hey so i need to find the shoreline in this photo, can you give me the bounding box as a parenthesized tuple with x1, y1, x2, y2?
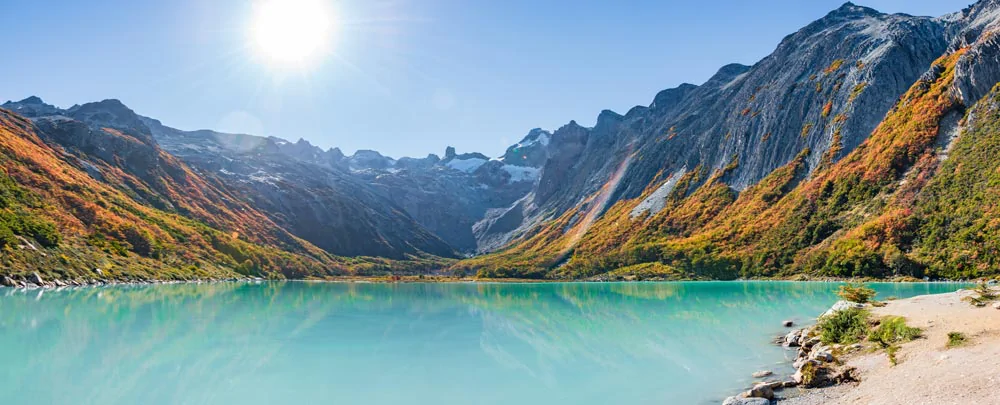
(0, 272, 265, 290)
(0, 272, 982, 289)
(722, 285, 1000, 405)
(778, 286, 1000, 404)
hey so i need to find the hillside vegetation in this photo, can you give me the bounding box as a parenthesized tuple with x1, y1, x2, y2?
(0, 110, 448, 283)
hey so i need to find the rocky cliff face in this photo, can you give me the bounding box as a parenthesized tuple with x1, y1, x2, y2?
(463, 0, 1000, 280)
(472, 2, 957, 252)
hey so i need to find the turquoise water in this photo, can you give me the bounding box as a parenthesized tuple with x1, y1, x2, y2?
(0, 281, 969, 404)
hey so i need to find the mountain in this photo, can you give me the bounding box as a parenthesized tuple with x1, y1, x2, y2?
(469, 3, 955, 252)
(1, 89, 556, 264)
(138, 116, 456, 259)
(138, 114, 548, 254)
(7, 1, 1000, 282)
(0, 98, 455, 284)
(0, 107, 340, 283)
(459, 1, 1000, 280)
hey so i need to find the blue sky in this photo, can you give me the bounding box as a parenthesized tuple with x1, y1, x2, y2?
(0, 0, 971, 158)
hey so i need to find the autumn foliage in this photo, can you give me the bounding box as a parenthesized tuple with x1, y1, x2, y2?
(461, 49, 979, 280)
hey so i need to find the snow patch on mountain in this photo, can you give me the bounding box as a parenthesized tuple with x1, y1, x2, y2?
(446, 157, 487, 173)
(502, 165, 541, 183)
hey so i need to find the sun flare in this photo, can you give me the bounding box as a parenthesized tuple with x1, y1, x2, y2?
(251, 0, 334, 68)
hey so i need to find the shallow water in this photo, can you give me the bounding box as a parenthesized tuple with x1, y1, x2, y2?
(0, 281, 969, 404)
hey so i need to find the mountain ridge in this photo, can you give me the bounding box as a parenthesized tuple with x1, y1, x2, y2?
(7, 1, 1000, 281)
(457, 0, 1000, 280)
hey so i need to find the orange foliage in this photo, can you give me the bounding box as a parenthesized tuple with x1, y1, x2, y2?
(824, 59, 845, 75)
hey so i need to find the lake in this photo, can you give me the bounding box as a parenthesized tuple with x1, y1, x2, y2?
(0, 281, 969, 404)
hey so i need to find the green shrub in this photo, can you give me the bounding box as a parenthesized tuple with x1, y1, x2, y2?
(885, 344, 900, 366)
(799, 361, 819, 386)
(964, 283, 998, 306)
(868, 316, 921, 366)
(819, 308, 870, 344)
(0, 222, 17, 248)
(868, 316, 921, 344)
(838, 283, 877, 303)
(25, 218, 60, 248)
(974, 283, 997, 300)
(947, 332, 967, 348)
(0, 210, 60, 248)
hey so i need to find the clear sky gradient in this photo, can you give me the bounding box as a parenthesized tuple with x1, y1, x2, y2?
(0, 0, 972, 158)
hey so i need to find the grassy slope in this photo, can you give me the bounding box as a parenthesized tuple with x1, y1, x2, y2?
(461, 48, 992, 280)
(0, 109, 450, 282)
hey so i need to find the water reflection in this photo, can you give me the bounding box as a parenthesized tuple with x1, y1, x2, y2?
(0, 281, 969, 405)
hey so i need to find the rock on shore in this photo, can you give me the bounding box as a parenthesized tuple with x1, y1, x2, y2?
(779, 288, 1000, 404)
(722, 299, 868, 404)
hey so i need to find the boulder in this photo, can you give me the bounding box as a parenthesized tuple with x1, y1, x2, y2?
(793, 357, 810, 370)
(831, 366, 858, 384)
(722, 397, 770, 405)
(792, 368, 807, 385)
(783, 329, 802, 347)
(754, 381, 784, 391)
(745, 383, 775, 400)
(802, 336, 821, 348)
(992, 302, 1000, 310)
(751, 370, 773, 378)
(793, 360, 820, 382)
(793, 360, 840, 388)
(30, 272, 45, 285)
(781, 380, 799, 388)
(822, 300, 865, 317)
(810, 350, 834, 363)
(1, 276, 15, 287)
(783, 320, 794, 327)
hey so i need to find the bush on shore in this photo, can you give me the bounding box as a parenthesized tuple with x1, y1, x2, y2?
(837, 283, 877, 303)
(868, 316, 921, 365)
(819, 308, 870, 344)
(946, 332, 967, 348)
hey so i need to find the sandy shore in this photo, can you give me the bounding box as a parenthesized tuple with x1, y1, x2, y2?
(779, 288, 1000, 405)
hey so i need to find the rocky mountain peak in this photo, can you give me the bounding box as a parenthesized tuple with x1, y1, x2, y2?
(516, 128, 552, 147)
(328, 147, 345, 160)
(650, 83, 700, 112)
(66, 99, 153, 143)
(353, 149, 385, 158)
(596, 109, 623, 124)
(1, 96, 63, 117)
(445, 146, 457, 160)
(501, 129, 551, 168)
(348, 149, 394, 171)
(562, 120, 584, 132)
(825, 2, 879, 19)
(18, 96, 45, 105)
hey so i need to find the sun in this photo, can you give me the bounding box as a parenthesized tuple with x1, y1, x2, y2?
(251, 0, 335, 68)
